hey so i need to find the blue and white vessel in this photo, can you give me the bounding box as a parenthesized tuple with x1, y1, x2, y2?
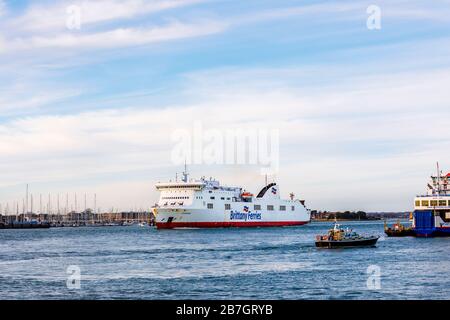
(412, 163, 450, 237)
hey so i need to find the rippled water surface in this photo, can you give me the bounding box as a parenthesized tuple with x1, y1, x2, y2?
(0, 221, 449, 299)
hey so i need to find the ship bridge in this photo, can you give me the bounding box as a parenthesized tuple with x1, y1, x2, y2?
(414, 195, 450, 210)
(414, 169, 450, 210)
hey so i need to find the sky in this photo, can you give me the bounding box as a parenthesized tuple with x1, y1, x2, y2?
(0, 0, 449, 213)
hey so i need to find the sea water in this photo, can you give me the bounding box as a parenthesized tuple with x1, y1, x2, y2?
(0, 220, 448, 300)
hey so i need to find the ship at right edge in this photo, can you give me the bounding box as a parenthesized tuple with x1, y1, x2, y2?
(412, 163, 450, 237)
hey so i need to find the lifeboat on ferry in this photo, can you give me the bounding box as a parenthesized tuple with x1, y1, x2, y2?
(241, 192, 253, 198)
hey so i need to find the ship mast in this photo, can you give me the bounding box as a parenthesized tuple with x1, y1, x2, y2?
(182, 160, 189, 183)
(437, 162, 441, 196)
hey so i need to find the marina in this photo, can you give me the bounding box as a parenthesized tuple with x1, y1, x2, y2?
(0, 211, 155, 228)
(0, 185, 155, 228)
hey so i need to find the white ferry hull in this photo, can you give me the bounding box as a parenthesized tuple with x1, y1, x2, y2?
(155, 208, 310, 229)
(156, 221, 308, 229)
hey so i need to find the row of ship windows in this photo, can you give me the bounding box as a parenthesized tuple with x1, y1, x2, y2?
(195, 196, 233, 200)
(168, 186, 197, 188)
(208, 204, 295, 211)
(209, 196, 231, 200)
(162, 196, 189, 200)
(416, 200, 450, 206)
(163, 196, 236, 201)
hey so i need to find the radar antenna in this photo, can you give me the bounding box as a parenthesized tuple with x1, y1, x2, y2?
(182, 160, 189, 183)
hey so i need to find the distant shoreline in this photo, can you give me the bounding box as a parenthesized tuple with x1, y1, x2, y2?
(311, 218, 381, 222)
(310, 211, 411, 221)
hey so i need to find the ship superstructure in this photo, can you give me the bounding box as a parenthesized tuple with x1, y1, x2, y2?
(412, 163, 450, 237)
(154, 169, 310, 229)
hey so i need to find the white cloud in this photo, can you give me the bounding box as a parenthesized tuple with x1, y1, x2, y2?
(381, 0, 450, 22)
(0, 0, 217, 55)
(0, 87, 82, 114)
(10, 0, 205, 32)
(0, 1, 5, 17)
(3, 0, 449, 58)
(233, 0, 450, 28)
(233, 2, 364, 26)
(10, 20, 227, 51)
(0, 35, 6, 53)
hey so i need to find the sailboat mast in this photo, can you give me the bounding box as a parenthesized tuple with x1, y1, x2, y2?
(25, 184, 29, 215)
(92, 194, 96, 224)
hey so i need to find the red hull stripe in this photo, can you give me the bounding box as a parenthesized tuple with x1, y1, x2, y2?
(156, 221, 309, 229)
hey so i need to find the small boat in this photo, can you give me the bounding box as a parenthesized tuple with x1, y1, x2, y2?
(104, 222, 121, 227)
(315, 222, 379, 248)
(384, 220, 414, 237)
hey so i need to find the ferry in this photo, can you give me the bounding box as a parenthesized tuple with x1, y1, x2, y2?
(153, 168, 311, 229)
(412, 163, 450, 237)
